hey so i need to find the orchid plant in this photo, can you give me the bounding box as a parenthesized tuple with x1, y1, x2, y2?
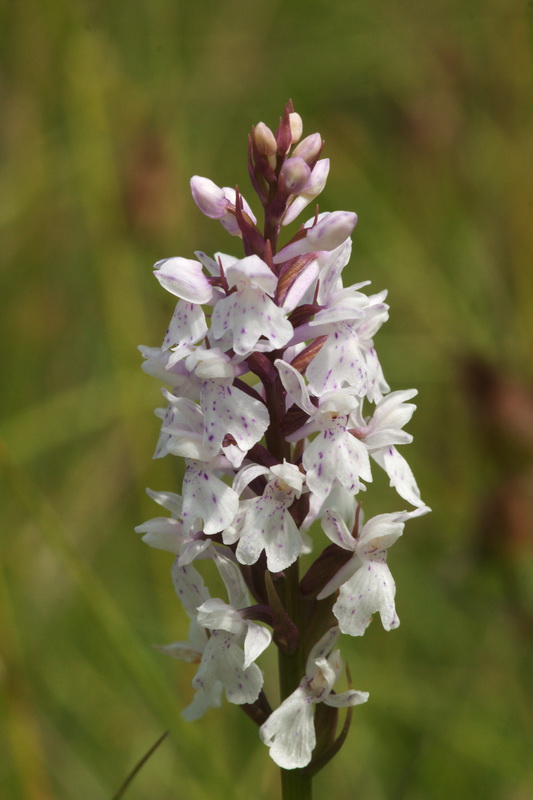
(136, 101, 429, 800)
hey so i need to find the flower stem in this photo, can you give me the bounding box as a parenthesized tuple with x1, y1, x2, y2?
(277, 560, 313, 800)
(280, 767, 313, 800)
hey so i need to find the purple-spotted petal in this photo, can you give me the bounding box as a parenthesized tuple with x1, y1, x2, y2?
(333, 559, 398, 636)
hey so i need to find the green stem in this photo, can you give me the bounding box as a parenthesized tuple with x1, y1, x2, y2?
(277, 560, 313, 800)
(280, 767, 312, 800)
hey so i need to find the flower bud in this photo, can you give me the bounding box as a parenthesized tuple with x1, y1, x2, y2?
(289, 112, 303, 144)
(292, 132, 323, 163)
(273, 211, 358, 264)
(190, 176, 227, 219)
(253, 122, 278, 156)
(307, 211, 358, 251)
(282, 159, 330, 226)
(305, 159, 330, 196)
(279, 157, 311, 194)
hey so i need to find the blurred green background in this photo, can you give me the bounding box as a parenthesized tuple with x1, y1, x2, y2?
(1, 0, 532, 798)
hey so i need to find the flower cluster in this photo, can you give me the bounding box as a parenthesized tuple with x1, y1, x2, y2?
(136, 102, 429, 772)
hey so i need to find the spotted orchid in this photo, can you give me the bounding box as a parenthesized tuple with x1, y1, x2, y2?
(136, 102, 429, 795)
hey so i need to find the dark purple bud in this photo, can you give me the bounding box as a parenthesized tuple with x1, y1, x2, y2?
(276, 103, 293, 156)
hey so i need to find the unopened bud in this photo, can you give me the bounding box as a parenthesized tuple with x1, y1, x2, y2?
(254, 122, 278, 156)
(305, 159, 330, 196)
(292, 132, 323, 163)
(282, 159, 330, 226)
(190, 176, 227, 219)
(273, 210, 358, 264)
(280, 157, 311, 194)
(307, 211, 358, 251)
(289, 112, 303, 144)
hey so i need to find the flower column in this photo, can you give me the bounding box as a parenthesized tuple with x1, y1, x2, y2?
(137, 102, 429, 800)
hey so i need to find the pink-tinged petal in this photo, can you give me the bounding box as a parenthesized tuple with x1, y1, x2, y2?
(333, 560, 398, 636)
(154, 257, 213, 303)
(260, 688, 316, 769)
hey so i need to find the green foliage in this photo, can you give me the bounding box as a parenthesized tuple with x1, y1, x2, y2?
(1, 0, 532, 797)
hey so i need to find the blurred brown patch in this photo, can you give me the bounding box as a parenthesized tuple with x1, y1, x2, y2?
(462, 356, 533, 452)
(121, 126, 182, 239)
(461, 355, 533, 629)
